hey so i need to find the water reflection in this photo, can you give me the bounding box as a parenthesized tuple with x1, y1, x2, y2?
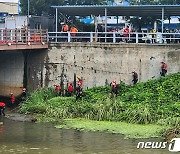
(0, 117, 170, 154)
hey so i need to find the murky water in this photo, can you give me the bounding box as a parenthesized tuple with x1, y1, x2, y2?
(0, 117, 171, 154)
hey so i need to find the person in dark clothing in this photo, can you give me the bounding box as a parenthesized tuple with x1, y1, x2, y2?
(76, 82, 83, 100)
(0, 102, 5, 116)
(161, 61, 167, 77)
(132, 71, 138, 84)
(110, 80, 118, 96)
(21, 88, 27, 101)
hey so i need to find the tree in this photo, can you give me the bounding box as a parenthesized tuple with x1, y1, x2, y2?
(20, 0, 107, 16)
(125, 0, 180, 5)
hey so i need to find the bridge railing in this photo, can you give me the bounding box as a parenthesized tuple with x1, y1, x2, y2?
(0, 29, 48, 45)
(48, 31, 180, 44)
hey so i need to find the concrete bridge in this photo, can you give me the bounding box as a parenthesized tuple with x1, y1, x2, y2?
(0, 31, 179, 97)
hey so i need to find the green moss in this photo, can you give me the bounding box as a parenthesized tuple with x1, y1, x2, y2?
(55, 118, 166, 139)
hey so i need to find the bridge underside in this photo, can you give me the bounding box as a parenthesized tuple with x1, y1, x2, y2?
(0, 51, 24, 97)
(0, 44, 48, 51)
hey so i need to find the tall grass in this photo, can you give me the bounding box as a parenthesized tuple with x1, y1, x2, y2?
(19, 73, 180, 125)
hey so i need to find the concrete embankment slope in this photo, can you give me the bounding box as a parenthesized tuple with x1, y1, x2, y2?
(0, 43, 180, 96)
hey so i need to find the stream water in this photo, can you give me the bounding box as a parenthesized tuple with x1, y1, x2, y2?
(0, 117, 171, 154)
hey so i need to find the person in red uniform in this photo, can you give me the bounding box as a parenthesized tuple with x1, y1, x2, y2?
(10, 92, 15, 108)
(0, 102, 5, 116)
(67, 82, 74, 96)
(110, 80, 118, 96)
(161, 61, 167, 77)
(77, 76, 83, 87)
(54, 84, 61, 96)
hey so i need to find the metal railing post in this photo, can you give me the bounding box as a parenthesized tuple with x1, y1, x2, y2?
(68, 32, 70, 42)
(113, 32, 116, 43)
(0, 29, 3, 40)
(136, 33, 139, 43)
(90, 32, 93, 43)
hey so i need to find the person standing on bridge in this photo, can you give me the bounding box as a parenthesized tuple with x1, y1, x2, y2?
(161, 61, 167, 77)
(10, 92, 15, 108)
(70, 26, 78, 42)
(0, 102, 5, 116)
(62, 24, 69, 32)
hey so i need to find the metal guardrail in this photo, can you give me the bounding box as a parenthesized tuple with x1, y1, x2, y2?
(0, 29, 48, 45)
(48, 31, 180, 44)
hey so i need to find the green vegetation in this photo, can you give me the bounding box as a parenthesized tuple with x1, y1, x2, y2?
(19, 73, 180, 138)
(55, 118, 165, 138)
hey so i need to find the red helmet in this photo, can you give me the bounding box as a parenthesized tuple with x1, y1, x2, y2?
(22, 88, 26, 91)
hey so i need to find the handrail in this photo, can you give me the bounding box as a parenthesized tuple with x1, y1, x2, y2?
(0, 28, 48, 45)
(48, 31, 180, 44)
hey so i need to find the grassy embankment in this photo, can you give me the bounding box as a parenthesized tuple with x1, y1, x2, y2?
(19, 73, 180, 138)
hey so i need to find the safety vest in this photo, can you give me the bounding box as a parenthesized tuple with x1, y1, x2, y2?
(62, 24, 69, 32)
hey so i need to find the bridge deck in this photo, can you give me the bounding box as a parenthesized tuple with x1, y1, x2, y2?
(0, 29, 48, 51)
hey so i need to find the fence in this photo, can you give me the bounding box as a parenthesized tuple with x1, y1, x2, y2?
(48, 31, 180, 44)
(0, 29, 48, 45)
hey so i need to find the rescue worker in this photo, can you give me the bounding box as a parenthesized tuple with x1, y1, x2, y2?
(110, 80, 118, 96)
(76, 76, 83, 100)
(161, 61, 167, 77)
(67, 82, 74, 96)
(61, 24, 69, 32)
(77, 76, 83, 87)
(10, 92, 15, 108)
(0, 102, 5, 116)
(53, 84, 61, 96)
(132, 71, 138, 84)
(22, 88, 27, 101)
(76, 82, 83, 100)
(70, 26, 78, 42)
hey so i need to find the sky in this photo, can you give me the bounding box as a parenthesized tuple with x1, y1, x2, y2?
(0, 0, 18, 3)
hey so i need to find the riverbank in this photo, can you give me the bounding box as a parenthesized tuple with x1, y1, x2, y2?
(19, 73, 180, 139)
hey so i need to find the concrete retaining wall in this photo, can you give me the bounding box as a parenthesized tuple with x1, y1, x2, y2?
(0, 43, 180, 97)
(28, 43, 180, 91)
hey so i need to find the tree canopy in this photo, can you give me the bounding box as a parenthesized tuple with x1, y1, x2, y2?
(126, 0, 180, 5)
(20, 0, 108, 16)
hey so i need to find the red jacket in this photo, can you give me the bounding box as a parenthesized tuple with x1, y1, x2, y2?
(55, 86, 61, 93)
(0, 102, 5, 107)
(162, 63, 167, 70)
(78, 79, 83, 86)
(68, 85, 74, 92)
(11, 96, 15, 103)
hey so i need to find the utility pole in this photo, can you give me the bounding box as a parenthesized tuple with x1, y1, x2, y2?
(28, 0, 29, 26)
